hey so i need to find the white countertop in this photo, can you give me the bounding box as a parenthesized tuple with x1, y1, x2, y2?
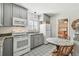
(47, 38, 74, 46)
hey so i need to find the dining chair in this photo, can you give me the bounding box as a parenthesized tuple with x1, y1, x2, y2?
(50, 45, 74, 56)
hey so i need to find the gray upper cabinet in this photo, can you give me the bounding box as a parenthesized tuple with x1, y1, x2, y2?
(0, 3, 3, 26)
(3, 3, 13, 26)
(0, 3, 27, 26)
(19, 7, 27, 19)
(13, 4, 20, 18)
(13, 4, 27, 19)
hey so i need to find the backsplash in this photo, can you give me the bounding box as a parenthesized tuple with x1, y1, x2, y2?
(12, 27, 28, 32)
(0, 27, 12, 34)
(0, 27, 28, 34)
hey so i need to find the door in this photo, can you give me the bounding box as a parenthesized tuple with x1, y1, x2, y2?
(0, 3, 3, 26)
(3, 3, 13, 26)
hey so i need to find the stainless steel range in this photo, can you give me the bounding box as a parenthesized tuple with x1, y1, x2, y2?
(12, 32, 30, 56)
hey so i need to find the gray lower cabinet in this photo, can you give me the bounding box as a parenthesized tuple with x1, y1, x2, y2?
(3, 3, 13, 26)
(3, 37, 13, 56)
(30, 33, 44, 49)
(33, 35, 39, 47)
(30, 35, 34, 49)
(38, 34, 44, 45)
(0, 3, 3, 26)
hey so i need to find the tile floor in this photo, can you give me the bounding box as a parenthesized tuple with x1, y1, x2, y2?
(23, 44, 56, 56)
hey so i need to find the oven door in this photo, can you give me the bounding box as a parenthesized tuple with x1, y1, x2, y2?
(13, 36, 30, 52)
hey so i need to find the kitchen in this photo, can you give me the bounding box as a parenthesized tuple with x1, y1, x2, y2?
(0, 3, 52, 56)
(0, 3, 79, 56)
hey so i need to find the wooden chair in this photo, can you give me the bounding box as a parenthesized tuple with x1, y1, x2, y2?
(50, 45, 74, 56)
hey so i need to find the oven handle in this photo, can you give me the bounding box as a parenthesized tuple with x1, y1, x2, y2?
(13, 35, 26, 37)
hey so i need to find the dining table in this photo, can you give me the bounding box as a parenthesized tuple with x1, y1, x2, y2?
(46, 38, 74, 50)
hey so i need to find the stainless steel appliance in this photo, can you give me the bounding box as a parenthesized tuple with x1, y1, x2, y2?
(13, 32, 30, 56)
(13, 17, 26, 26)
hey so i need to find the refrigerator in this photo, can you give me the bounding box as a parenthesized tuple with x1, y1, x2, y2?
(40, 23, 51, 44)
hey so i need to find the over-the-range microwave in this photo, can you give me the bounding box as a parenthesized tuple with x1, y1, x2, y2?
(13, 17, 26, 27)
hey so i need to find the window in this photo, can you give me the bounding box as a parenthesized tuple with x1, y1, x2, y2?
(33, 21, 39, 31)
(28, 20, 34, 31)
(28, 20, 39, 32)
(28, 12, 39, 32)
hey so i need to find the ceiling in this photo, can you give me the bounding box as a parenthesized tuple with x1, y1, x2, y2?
(17, 3, 79, 16)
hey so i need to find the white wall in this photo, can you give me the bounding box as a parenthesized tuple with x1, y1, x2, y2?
(50, 16, 58, 37)
(51, 8, 79, 40)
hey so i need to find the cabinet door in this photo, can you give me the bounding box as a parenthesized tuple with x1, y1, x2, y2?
(3, 3, 13, 26)
(19, 8, 27, 19)
(13, 4, 20, 18)
(38, 34, 44, 45)
(30, 35, 34, 49)
(33, 35, 39, 47)
(0, 3, 3, 26)
(38, 34, 41, 45)
(40, 34, 44, 44)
